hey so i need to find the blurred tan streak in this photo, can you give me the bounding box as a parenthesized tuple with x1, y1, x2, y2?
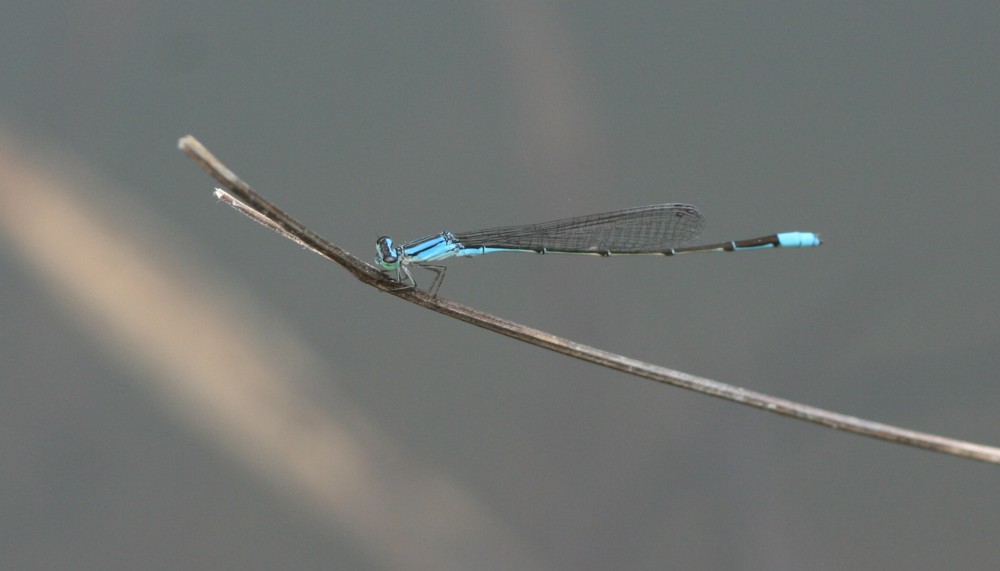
(0, 136, 542, 571)
(484, 2, 605, 197)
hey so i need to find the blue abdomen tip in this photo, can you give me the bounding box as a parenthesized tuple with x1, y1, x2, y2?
(777, 232, 822, 248)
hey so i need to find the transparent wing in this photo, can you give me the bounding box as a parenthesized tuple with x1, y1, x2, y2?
(453, 203, 706, 254)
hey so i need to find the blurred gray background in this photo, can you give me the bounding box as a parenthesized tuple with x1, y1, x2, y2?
(2, 3, 999, 570)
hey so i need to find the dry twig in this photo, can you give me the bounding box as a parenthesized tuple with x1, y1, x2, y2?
(179, 134, 1000, 465)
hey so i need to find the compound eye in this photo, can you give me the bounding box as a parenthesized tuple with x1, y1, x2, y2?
(376, 236, 399, 268)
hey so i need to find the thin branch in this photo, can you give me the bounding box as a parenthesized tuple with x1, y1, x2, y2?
(179, 134, 1000, 465)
